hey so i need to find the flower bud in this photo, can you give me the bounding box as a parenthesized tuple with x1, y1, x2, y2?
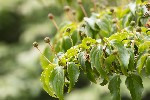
(110, 8, 114, 13)
(64, 6, 70, 12)
(48, 13, 54, 20)
(77, 0, 82, 4)
(72, 10, 76, 15)
(33, 42, 38, 47)
(136, 27, 141, 32)
(130, 21, 136, 26)
(44, 37, 50, 43)
(66, 28, 71, 33)
(112, 19, 117, 24)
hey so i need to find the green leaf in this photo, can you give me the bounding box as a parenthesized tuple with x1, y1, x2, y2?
(146, 56, 150, 76)
(40, 64, 56, 97)
(79, 37, 96, 49)
(125, 74, 143, 100)
(93, 46, 108, 80)
(40, 46, 54, 69)
(100, 79, 108, 86)
(128, 3, 136, 15)
(122, 12, 133, 28)
(60, 22, 77, 36)
(137, 54, 147, 74)
(108, 75, 121, 100)
(136, 0, 142, 4)
(90, 46, 99, 69)
(104, 54, 116, 72)
(85, 60, 97, 83)
(50, 66, 64, 100)
(96, 18, 111, 37)
(67, 62, 80, 92)
(139, 41, 150, 53)
(62, 36, 72, 52)
(110, 40, 130, 75)
(108, 32, 132, 42)
(78, 52, 86, 71)
(71, 30, 78, 45)
(128, 49, 135, 71)
(84, 17, 99, 31)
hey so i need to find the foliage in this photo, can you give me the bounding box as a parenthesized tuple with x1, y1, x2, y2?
(35, 0, 150, 100)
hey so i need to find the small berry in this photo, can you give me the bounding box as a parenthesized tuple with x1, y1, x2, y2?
(77, 0, 82, 4)
(86, 42, 90, 46)
(110, 8, 114, 13)
(72, 10, 76, 15)
(130, 21, 136, 26)
(44, 37, 50, 43)
(136, 27, 141, 32)
(81, 32, 87, 37)
(64, 6, 70, 12)
(66, 28, 71, 33)
(33, 42, 38, 47)
(145, 3, 150, 11)
(112, 50, 118, 55)
(143, 12, 149, 17)
(48, 13, 54, 20)
(82, 24, 86, 27)
(112, 19, 117, 23)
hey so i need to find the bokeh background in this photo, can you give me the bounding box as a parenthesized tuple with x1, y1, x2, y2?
(0, 0, 150, 100)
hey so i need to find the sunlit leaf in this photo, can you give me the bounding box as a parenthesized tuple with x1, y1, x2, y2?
(137, 54, 147, 74)
(125, 74, 143, 100)
(78, 52, 86, 71)
(85, 60, 97, 83)
(40, 46, 54, 69)
(40, 64, 56, 97)
(67, 62, 80, 92)
(50, 66, 64, 100)
(108, 75, 121, 100)
(138, 41, 150, 53)
(110, 40, 130, 75)
(146, 56, 150, 76)
(62, 36, 72, 52)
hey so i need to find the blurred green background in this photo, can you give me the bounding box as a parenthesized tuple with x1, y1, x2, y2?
(0, 0, 150, 100)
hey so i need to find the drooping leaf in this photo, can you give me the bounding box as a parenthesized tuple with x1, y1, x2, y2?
(50, 66, 64, 100)
(85, 60, 97, 83)
(67, 62, 80, 92)
(100, 79, 108, 86)
(40, 64, 56, 97)
(108, 75, 121, 100)
(125, 74, 143, 100)
(93, 46, 108, 80)
(137, 54, 147, 74)
(128, 49, 135, 71)
(78, 52, 86, 71)
(71, 30, 78, 45)
(110, 40, 130, 75)
(146, 56, 150, 76)
(90, 46, 99, 69)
